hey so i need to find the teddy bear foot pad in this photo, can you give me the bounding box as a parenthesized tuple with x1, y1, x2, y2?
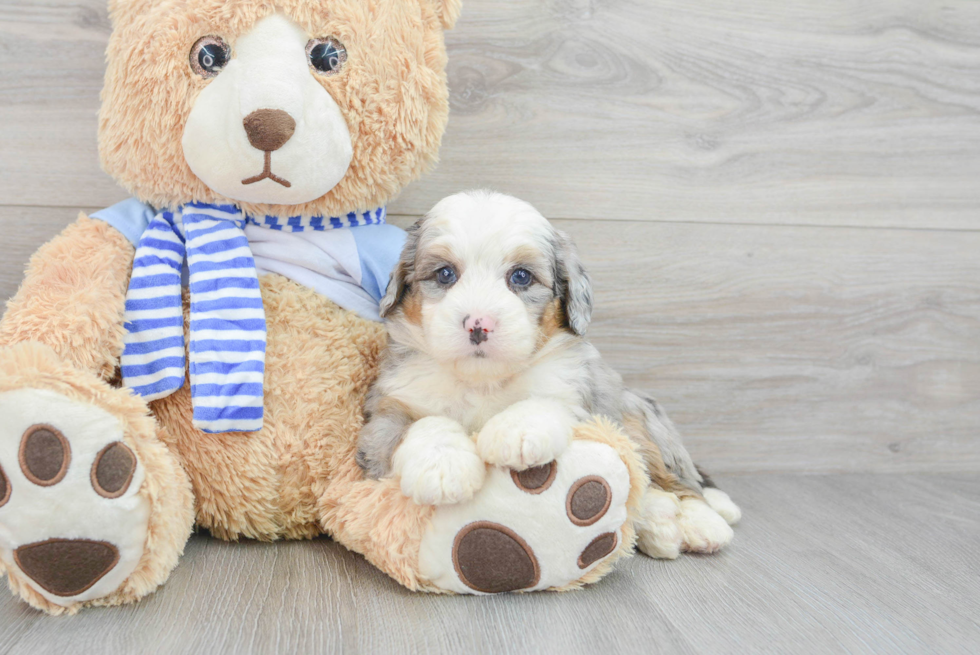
(0, 388, 150, 607)
(418, 440, 630, 593)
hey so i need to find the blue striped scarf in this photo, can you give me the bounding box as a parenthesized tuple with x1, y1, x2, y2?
(121, 201, 386, 433)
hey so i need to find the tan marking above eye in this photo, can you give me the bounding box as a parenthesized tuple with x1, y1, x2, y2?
(19, 424, 71, 487)
(418, 243, 460, 270)
(91, 442, 137, 499)
(507, 245, 553, 286)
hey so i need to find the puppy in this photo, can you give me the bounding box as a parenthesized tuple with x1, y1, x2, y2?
(357, 190, 740, 556)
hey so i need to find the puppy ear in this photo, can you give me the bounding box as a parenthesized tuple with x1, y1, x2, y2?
(553, 229, 594, 335)
(379, 221, 422, 318)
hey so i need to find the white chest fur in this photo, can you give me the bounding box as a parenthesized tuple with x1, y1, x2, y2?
(382, 339, 588, 434)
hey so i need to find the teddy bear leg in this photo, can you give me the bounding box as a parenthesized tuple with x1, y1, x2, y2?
(321, 418, 646, 594)
(416, 419, 647, 593)
(0, 217, 195, 614)
(0, 342, 195, 615)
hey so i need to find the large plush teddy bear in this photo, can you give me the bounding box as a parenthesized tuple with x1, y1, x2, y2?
(0, 0, 655, 614)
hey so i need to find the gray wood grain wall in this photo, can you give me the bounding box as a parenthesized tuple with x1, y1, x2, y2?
(1, 0, 978, 474)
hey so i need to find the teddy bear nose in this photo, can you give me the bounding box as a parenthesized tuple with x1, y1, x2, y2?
(243, 108, 296, 152)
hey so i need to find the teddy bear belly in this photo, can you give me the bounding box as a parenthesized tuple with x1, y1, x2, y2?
(150, 274, 386, 541)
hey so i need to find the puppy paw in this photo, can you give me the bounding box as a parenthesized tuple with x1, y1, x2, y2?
(393, 417, 486, 506)
(635, 488, 683, 559)
(477, 399, 575, 470)
(678, 497, 734, 554)
(702, 487, 742, 525)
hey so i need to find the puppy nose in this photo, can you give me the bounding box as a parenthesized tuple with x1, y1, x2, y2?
(463, 315, 496, 345)
(243, 109, 296, 152)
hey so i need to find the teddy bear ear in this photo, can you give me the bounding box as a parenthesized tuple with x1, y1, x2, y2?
(426, 0, 462, 30)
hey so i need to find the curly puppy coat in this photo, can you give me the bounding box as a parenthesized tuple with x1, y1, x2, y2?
(358, 190, 741, 557)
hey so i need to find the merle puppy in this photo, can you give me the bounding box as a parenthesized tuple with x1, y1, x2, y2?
(357, 190, 740, 557)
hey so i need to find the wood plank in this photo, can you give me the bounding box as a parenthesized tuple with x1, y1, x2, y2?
(1, 1, 980, 228)
(0, 1, 120, 208)
(3, 209, 979, 474)
(404, 0, 980, 229)
(549, 217, 980, 474)
(1, 474, 977, 654)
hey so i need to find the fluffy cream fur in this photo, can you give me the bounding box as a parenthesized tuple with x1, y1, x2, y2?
(0, 216, 134, 380)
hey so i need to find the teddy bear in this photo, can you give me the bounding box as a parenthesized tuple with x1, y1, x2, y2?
(0, 0, 664, 615)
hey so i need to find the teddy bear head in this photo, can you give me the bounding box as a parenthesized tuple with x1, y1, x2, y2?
(99, 0, 460, 218)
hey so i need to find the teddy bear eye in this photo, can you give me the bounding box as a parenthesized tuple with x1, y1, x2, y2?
(190, 36, 230, 78)
(306, 37, 347, 75)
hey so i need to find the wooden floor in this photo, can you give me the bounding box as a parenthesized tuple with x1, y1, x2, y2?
(0, 474, 977, 654)
(1, 0, 979, 653)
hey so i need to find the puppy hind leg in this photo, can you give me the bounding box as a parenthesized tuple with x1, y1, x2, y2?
(643, 454, 734, 553)
(635, 487, 682, 559)
(623, 416, 736, 554)
(693, 465, 741, 525)
(678, 497, 734, 554)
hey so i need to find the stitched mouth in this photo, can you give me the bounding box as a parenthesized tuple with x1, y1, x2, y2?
(242, 151, 292, 188)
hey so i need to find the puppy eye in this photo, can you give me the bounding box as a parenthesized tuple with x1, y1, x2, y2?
(307, 37, 348, 75)
(436, 266, 457, 286)
(189, 36, 230, 78)
(510, 268, 532, 288)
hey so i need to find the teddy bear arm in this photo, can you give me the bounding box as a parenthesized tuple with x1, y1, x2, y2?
(0, 214, 135, 379)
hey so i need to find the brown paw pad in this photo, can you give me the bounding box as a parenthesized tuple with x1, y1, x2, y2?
(578, 532, 618, 569)
(452, 521, 540, 593)
(0, 462, 9, 507)
(14, 539, 120, 597)
(19, 424, 70, 487)
(510, 461, 557, 494)
(566, 475, 612, 526)
(91, 442, 137, 499)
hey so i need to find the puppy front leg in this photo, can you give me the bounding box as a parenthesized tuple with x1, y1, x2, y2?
(393, 417, 487, 505)
(477, 398, 577, 470)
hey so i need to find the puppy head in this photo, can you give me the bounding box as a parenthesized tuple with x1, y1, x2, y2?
(381, 191, 593, 375)
(99, 0, 459, 217)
